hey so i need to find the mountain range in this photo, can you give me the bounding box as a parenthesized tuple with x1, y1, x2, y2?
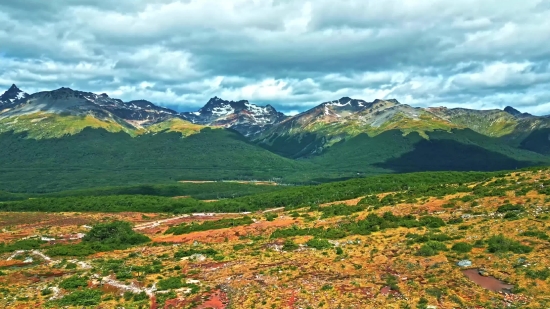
(1, 84, 550, 192)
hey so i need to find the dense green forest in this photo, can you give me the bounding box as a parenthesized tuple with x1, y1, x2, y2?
(0, 128, 313, 192)
(0, 170, 512, 213)
(0, 127, 548, 193)
(311, 129, 548, 172)
(0, 182, 287, 201)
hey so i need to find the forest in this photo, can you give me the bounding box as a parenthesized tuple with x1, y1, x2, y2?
(0, 169, 521, 214)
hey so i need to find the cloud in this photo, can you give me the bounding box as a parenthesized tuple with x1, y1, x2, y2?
(0, 0, 549, 115)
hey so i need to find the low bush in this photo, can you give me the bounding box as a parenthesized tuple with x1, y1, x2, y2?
(451, 242, 473, 253)
(487, 234, 533, 254)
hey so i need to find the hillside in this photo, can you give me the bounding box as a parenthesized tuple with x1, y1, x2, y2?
(310, 129, 550, 174)
(1, 85, 550, 193)
(0, 169, 549, 308)
(255, 97, 550, 162)
(0, 128, 311, 192)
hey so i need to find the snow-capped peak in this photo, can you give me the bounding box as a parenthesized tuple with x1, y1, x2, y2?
(0, 84, 29, 106)
(180, 97, 287, 137)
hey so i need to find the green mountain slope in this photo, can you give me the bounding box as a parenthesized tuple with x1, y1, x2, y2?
(256, 98, 550, 161)
(0, 127, 312, 192)
(308, 129, 549, 174)
(256, 98, 461, 158)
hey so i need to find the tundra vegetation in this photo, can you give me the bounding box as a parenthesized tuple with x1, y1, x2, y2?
(0, 168, 549, 308)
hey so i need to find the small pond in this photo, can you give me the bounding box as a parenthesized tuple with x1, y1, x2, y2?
(462, 269, 514, 293)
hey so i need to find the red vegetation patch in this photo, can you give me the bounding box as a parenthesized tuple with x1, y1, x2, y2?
(195, 289, 229, 309)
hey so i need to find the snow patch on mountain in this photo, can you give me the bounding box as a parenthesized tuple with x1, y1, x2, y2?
(180, 97, 287, 137)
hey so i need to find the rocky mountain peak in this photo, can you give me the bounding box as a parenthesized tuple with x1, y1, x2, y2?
(504, 106, 532, 118)
(8, 84, 20, 92)
(180, 97, 287, 137)
(0, 84, 29, 106)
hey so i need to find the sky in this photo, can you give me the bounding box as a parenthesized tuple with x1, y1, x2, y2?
(1, 0, 549, 115)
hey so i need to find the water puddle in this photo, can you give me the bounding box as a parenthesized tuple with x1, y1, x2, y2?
(462, 269, 514, 293)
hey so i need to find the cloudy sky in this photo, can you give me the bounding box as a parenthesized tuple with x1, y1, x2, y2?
(1, 0, 549, 115)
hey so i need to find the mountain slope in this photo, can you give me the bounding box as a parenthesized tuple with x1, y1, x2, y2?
(256, 96, 550, 160)
(180, 97, 287, 137)
(0, 86, 205, 138)
(256, 97, 460, 158)
(308, 129, 548, 174)
(0, 127, 312, 192)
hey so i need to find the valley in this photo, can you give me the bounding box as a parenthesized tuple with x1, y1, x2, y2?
(2, 85, 550, 194)
(2, 85, 550, 308)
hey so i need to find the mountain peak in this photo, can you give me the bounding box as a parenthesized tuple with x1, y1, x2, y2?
(8, 84, 20, 91)
(504, 106, 521, 115)
(504, 106, 532, 117)
(373, 98, 400, 104)
(0, 83, 29, 106)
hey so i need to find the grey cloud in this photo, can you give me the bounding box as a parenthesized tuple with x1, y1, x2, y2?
(0, 0, 549, 115)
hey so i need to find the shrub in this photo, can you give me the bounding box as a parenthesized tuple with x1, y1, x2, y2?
(520, 230, 549, 241)
(497, 204, 524, 213)
(321, 284, 333, 291)
(165, 217, 253, 235)
(56, 290, 102, 306)
(525, 268, 550, 280)
(83, 221, 150, 246)
(451, 242, 473, 253)
(306, 239, 332, 250)
(233, 244, 246, 251)
(157, 277, 183, 290)
(487, 234, 533, 254)
(174, 248, 218, 259)
(59, 275, 88, 290)
(416, 241, 447, 256)
(282, 240, 299, 251)
(418, 216, 446, 228)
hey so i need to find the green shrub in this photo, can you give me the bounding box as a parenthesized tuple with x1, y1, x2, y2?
(47, 221, 149, 257)
(487, 234, 533, 254)
(56, 290, 102, 306)
(165, 217, 253, 235)
(282, 240, 299, 251)
(497, 204, 524, 213)
(233, 244, 246, 251)
(321, 284, 333, 291)
(520, 230, 549, 241)
(451, 242, 473, 253)
(416, 241, 447, 256)
(306, 239, 332, 250)
(157, 277, 183, 290)
(525, 268, 550, 280)
(174, 248, 218, 259)
(59, 275, 88, 290)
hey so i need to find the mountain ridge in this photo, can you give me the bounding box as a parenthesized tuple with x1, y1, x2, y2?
(2, 84, 550, 161)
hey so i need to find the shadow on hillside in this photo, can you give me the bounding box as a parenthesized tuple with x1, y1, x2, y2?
(375, 139, 537, 173)
(520, 128, 550, 155)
